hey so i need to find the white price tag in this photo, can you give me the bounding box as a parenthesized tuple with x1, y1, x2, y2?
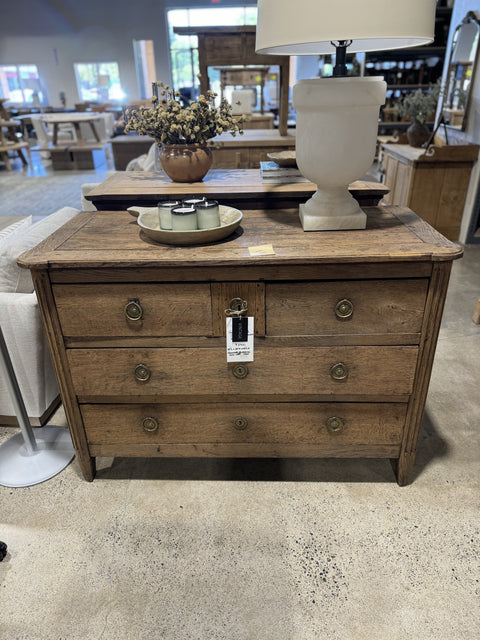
(226, 317, 254, 362)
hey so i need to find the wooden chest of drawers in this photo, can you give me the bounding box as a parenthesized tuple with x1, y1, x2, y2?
(19, 207, 462, 484)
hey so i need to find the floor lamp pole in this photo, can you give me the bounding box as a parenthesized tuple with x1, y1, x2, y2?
(0, 326, 38, 455)
(0, 326, 74, 488)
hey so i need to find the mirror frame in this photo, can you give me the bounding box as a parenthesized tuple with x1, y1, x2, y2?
(441, 11, 480, 132)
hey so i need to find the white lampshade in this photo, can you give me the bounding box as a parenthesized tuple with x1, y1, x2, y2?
(256, 0, 436, 55)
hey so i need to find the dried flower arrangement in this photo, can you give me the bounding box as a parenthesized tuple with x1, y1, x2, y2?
(124, 82, 245, 145)
(397, 80, 442, 124)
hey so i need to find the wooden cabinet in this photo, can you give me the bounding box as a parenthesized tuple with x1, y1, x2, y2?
(173, 26, 290, 136)
(381, 143, 479, 241)
(19, 206, 462, 485)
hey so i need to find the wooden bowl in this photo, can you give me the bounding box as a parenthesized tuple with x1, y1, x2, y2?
(136, 205, 243, 245)
(266, 150, 297, 167)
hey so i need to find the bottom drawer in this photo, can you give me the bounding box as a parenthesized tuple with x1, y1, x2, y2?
(82, 402, 406, 458)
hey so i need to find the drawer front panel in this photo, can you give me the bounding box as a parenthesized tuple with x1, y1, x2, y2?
(82, 402, 406, 447)
(266, 279, 428, 337)
(53, 283, 213, 337)
(68, 346, 418, 398)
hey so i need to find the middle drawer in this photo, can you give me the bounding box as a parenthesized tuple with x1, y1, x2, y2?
(68, 345, 418, 400)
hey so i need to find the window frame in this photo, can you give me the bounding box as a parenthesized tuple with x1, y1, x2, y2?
(73, 61, 124, 103)
(0, 64, 46, 106)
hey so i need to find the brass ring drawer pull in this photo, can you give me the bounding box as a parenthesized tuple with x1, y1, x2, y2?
(330, 362, 348, 380)
(232, 364, 249, 379)
(326, 416, 345, 433)
(233, 417, 248, 430)
(125, 299, 143, 321)
(225, 297, 248, 317)
(335, 298, 354, 320)
(142, 417, 159, 432)
(134, 363, 151, 383)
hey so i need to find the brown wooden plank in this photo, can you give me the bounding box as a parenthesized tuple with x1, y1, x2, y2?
(53, 282, 214, 338)
(64, 333, 422, 349)
(394, 261, 453, 485)
(89, 442, 401, 459)
(67, 345, 418, 399)
(19, 208, 462, 272)
(392, 208, 463, 258)
(49, 262, 433, 284)
(85, 169, 388, 205)
(82, 402, 406, 446)
(266, 279, 428, 337)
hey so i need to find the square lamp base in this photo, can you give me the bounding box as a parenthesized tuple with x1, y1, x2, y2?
(299, 203, 367, 231)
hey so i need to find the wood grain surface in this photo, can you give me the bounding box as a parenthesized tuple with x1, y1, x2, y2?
(81, 402, 406, 447)
(85, 169, 389, 210)
(67, 345, 418, 400)
(19, 207, 462, 272)
(20, 204, 462, 484)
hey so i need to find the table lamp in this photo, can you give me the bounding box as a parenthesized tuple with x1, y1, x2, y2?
(256, 0, 437, 231)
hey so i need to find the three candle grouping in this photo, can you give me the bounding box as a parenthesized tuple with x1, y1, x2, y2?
(158, 197, 221, 231)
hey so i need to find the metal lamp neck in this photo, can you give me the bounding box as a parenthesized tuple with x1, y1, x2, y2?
(331, 40, 352, 77)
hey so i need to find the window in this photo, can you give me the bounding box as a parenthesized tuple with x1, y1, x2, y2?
(133, 40, 157, 100)
(167, 6, 257, 97)
(0, 65, 45, 106)
(74, 62, 124, 102)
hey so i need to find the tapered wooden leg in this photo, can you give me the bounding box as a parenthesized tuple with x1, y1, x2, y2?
(79, 455, 96, 482)
(391, 455, 415, 487)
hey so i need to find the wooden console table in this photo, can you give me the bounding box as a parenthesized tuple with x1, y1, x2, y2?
(173, 26, 290, 135)
(19, 206, 461, 485)
(85, 169, 389, 211)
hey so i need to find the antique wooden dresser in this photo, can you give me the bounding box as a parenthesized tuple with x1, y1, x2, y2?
(19, 206, 462, 484)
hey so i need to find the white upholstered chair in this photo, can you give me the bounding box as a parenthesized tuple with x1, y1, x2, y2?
(0, 207, 80, 425)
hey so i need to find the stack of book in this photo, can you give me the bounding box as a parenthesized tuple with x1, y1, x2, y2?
(260, 161, 310, 184)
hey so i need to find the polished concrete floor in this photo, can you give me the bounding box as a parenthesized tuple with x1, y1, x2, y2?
(0, 152, 479, 639)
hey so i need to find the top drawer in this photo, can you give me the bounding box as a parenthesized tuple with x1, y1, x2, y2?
(266, 279, 428, 337)
(53, 278, 428, 340)
(53, 283, 213, 338)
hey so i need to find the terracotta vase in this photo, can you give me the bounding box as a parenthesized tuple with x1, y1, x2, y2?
(158, 143, 212, 182)
(406, 119, 430, 148)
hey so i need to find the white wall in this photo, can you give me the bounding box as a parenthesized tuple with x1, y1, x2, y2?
(0, 0, 256, 108)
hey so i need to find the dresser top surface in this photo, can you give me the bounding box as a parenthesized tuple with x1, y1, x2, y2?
(19, 206, 462, 271)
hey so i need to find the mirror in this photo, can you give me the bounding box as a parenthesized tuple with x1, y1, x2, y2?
(442, 11, 480, 130)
